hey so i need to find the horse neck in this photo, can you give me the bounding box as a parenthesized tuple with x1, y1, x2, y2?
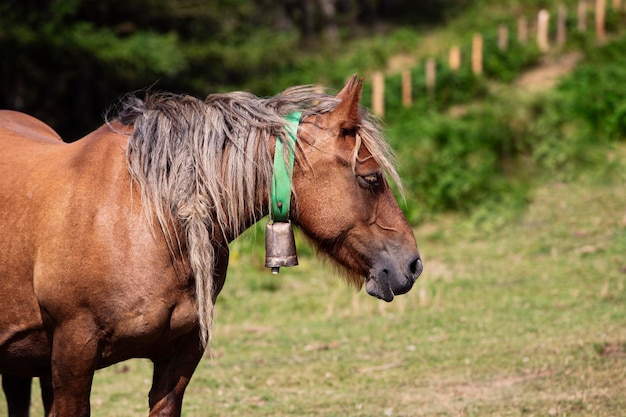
(220, 204, 268, 244)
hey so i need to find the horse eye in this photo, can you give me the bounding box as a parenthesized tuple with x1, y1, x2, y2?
(341, 127, 357, 137)
(357, 173, 380, 189)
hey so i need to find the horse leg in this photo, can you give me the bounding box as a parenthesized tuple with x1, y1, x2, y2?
(148, 331, 204, 417)
(148, 246, 229, 417)
(2, 374, 32, 417)
(1, 374, 53, 417)
(39, 375, 53, 417)
(48, 320, 99, 417)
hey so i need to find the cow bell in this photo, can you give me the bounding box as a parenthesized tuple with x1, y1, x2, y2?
(265, 221, 298, 274)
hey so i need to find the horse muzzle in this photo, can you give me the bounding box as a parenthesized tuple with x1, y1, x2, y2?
(365, 255, 423, 302)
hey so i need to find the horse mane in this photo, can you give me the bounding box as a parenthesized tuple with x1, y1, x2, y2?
(113, 85, 401, 346)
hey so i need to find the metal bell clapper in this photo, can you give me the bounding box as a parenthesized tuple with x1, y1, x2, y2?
(265, 220, 298, 274)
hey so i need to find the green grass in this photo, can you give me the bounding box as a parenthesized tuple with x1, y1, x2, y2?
(9, 154, 626, 416)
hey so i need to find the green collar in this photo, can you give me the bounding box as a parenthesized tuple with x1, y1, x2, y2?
(270, 112, 301, 222)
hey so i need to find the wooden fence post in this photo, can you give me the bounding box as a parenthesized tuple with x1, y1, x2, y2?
(596, 0, 607, 44)
(448, 46, 461, 72)
(498, 24, 509, 50)
(401, 69, 412, 108)
(518, 16, 528, 44)
(538, 10, 551, 52)
(578, 0, 588, 31)
(372, 72, 385, 117)
(426, 58, 436, 95)
(471, 33, 483, 75)
(557, 5, 567, 47)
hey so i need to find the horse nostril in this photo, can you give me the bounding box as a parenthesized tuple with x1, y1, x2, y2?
(409, 256, 423, 278)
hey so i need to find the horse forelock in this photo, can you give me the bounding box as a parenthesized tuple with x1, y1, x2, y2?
(115, 85, 400, 346)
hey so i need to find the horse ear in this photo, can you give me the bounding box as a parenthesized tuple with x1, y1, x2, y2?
(336, 74, 360, 99)
(332, 74, 363, 125)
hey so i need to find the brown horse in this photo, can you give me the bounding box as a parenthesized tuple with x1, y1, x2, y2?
(0, 75, 422, 416)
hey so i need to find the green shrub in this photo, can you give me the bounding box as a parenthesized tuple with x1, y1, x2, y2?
(435, 61, 490, 108)
(387, 81, 614, 223)
(483, 32, 541, 82)
(559, 33, 626, 141)
(388, 105, 517, 223)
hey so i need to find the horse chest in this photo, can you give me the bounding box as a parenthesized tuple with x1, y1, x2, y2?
(92, 290, 198, 364)
(0, 323, 51, 376)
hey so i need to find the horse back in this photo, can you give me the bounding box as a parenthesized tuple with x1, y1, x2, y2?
(0, 117, 138, 289)
(0, 110, 69, 282)
(0, 110, 63, 144)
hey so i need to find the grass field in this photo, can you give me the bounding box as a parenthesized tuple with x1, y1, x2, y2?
(9, 147, 625, 416)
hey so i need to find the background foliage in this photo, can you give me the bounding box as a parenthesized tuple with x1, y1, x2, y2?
(1, 0, 625, 221)
(0, 0, 464, 138)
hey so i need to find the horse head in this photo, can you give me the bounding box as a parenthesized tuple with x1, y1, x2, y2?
(291, 76, 423, 301)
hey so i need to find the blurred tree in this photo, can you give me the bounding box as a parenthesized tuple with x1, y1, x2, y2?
(0, 0, 189, 138)
(0, 0, 462, 138)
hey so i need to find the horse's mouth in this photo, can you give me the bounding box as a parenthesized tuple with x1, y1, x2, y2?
(365, 273, 395, 302)
(365, 273, 412, 302)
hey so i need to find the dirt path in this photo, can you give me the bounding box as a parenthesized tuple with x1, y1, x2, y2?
(515, 51, 582, 92)
(444, 50, 583, 118)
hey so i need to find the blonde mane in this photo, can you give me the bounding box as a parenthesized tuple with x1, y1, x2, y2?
(114, 85, 401, 346)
